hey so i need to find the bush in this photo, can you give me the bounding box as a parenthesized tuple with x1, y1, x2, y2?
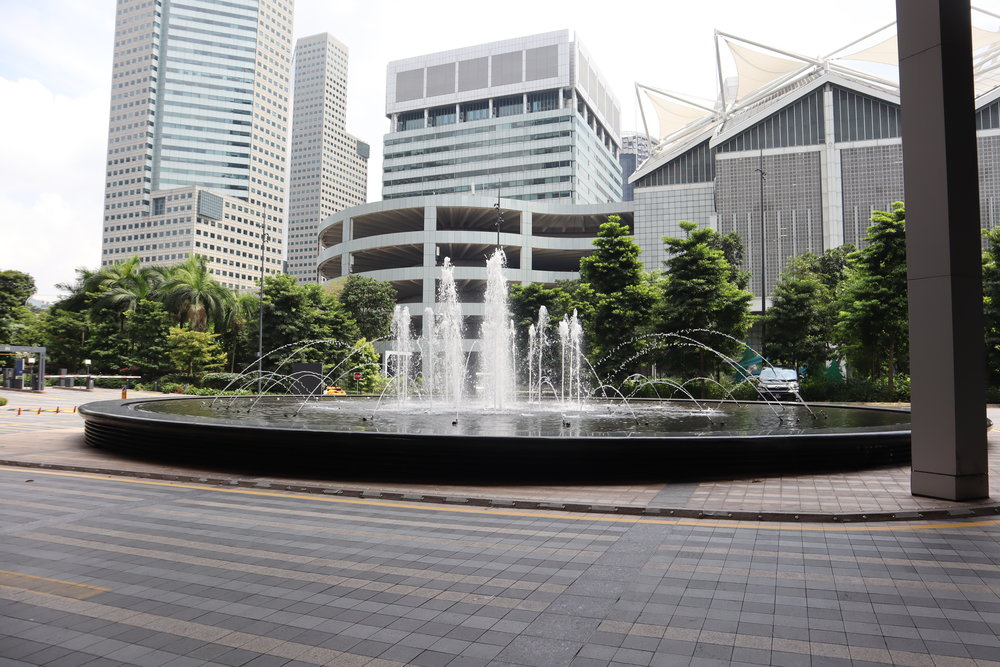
(200, 372, 243, 390)
(618, 377, 759, 402)
(158, 373, 198, 386)
(0, 397, 6, 407)
(94, 377, 136, 389)
(799, 375, 910, 402)
(158, 382, 251, 396)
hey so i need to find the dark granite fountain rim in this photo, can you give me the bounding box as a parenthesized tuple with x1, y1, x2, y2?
(78, 396, 911, 441)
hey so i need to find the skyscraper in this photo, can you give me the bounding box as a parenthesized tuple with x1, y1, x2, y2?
(286, 33, 369, 284)
(100, 0, 294, 290)
(619, 132, 656, 201)
(382, 30, 623, 204)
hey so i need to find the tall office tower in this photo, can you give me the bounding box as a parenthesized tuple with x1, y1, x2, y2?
(287, 33, 369, 284)
(383, 30, 623, 204)
(619, 132, 656, 201)
(100, 0, 294, 291)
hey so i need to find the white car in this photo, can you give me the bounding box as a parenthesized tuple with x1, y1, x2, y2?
(757, 367, 799, 397)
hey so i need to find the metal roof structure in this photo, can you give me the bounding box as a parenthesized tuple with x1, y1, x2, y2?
(633, 6, 1000, 181)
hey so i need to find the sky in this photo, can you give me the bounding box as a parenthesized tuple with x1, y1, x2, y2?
(0, 0, 970, 302)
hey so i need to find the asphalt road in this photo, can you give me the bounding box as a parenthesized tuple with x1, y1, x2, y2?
(1, 467, 999, 666)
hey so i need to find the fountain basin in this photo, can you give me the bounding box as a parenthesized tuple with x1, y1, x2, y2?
(79, 397, 911, 482)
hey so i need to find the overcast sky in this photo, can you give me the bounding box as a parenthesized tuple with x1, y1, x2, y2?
(5, 0, 988, 301)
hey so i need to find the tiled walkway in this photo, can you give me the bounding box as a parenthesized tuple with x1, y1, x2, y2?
(0, 388, 997, 520)
(0, 467, 999, 666)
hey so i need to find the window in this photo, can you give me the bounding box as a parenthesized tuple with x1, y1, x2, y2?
(460, 100, 489, 122)
(428, 106, 456, 127)
(493, 95, 522, 118)
(527, 90, 559, 113)
(397, 111, 424, 131)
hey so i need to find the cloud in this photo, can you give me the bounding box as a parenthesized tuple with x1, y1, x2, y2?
(0, 192, 99, 301)
(0, 77, 108, 301)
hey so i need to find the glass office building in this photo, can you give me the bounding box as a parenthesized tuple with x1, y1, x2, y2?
(100, 0, 293, 289)
(382, 31, 623, 205)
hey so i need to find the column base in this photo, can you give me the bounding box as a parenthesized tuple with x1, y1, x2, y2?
(912, 470, 989, 500)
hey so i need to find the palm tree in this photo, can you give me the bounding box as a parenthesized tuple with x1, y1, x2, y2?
(79, 256, 167, 328)
(160, 255, 235, 332)
(220, 292, 259, 371)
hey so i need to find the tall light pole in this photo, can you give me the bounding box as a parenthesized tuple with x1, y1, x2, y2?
(755, 150, 767, 361)
(257, 221, 270, 394)
(494, 186, 503, 250)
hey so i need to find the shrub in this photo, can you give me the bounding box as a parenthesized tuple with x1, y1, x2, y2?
(94, 377, 136, 389)
(0, 397, 6, 407)
(200, 372, 243, 390)
(158, 373, 198, 386)
(799, 375, 910, 403)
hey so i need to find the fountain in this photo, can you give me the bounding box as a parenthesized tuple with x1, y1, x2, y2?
(79, 248, 911, 482)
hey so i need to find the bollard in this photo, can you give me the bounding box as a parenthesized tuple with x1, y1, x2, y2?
(121, 385, 128, 400)
(17, 408, 21, 416)
(36, 407, 41, 414)
(72, 406, 77, 413)
(55, 406, 60, 414)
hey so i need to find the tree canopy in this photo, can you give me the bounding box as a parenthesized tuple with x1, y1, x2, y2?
(656, 221, 754, 377)
(836, 202, 909, 393)
(578, 216, 657, 380)
(338, 274, 397, 342)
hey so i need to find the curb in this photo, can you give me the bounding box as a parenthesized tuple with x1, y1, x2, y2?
(3, 459, 999, 523)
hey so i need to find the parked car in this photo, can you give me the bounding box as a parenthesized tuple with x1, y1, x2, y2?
(757, 367, 799, 397)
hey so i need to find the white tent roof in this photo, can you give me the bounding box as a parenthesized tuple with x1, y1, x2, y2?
(725, 38, 812, 103)
(638, 9, 1000, 165)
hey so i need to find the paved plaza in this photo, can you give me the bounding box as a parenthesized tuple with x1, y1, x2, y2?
(0, 388, 999, 666)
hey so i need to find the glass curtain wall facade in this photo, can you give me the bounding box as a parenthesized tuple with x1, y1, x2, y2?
(382, 31, 623, 204)
(101, 0, 293, 290)
(287, 33, 369, 284)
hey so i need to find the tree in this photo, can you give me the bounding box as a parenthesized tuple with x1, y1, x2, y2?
(160, 255, 234, 331)
(239, 275, 360, 370)
(338, 274, 397, 342)
(41, 308, 90, 370)
(763, 254, 834, 370)
(982, 227, 1000, 385)
(657, 221, 754, 379)
(578, 216, 657, 380)
(714, 231, 751, 290)
(0, 270, 36, 344)
(507, 282, 583, 340)
(88, 299, 172, 377)
(80, 257, 167, 324)
(340, 338, 383, 393)
(811, 244, 855, 290)
(836, 203, 908, 393)
(167, 327, 227, 376)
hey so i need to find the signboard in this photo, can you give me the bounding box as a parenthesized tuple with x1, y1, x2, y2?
(353, 372, 363, 381)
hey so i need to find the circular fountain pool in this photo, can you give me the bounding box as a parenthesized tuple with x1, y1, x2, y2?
(79, 396, 910, 482)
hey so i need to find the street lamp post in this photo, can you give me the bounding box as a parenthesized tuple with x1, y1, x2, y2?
(257, 222, 270, 395)
(755, 151, 767, 361)
(84, 358, 92, 390)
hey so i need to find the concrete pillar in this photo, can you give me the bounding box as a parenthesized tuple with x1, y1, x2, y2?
(820, 87, 844, 251)
(422, 207, 437, 324)
(896, 0, 989, 500)
(521, 211, 533, 284)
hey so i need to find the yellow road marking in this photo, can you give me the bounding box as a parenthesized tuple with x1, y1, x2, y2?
(0, 465, 996, 533)
(0, 569, 109, 600)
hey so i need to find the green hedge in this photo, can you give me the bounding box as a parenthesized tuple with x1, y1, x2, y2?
(200, 372, 244, 390)
(799, 376, 910, 403)
(0, 397, 6, 407)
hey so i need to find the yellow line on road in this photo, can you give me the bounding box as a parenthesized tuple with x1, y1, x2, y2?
(0, 465, 996, 534)
(0, 568, 109, 600)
